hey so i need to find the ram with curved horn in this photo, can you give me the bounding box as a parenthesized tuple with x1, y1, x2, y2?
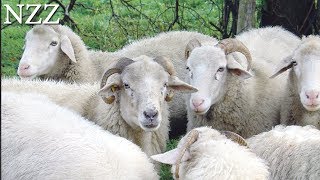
(99, 57, 135, 104)
(184, 26, 301, 138)
(151, 127, 269, 179)
(216, 38, 252, 71)
(2, 55, 197, 171)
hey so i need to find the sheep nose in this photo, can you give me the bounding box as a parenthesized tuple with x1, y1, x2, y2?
(305, 90, 319, 100)
(192, 99, 204, 108)
(143, 109, 158, 121)
(19, 63, 30, 70)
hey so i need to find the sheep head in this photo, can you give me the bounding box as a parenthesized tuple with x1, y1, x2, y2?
(270, 35, 320, 112)
(151, 127, 248, 179)
(184, 38, 253, 115)
(18, 25, 76, 80)
(98, 55, 197, 131)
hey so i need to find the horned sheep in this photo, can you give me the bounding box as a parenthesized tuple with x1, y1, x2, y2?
(1, 92, 158, 180)
(3, 55, 197, 161)
(18, 24, 215, 137)
(247, 125, 320, 179)
(151, 127, 270, 180)
(270, 35, 320, 128)
(185, 26, 301, 138)
(109, 31, 216, 137)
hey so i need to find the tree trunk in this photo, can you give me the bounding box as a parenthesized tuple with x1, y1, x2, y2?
(261, 0, 316, 36)
(237, 0, 256, 33)
(314, 0, 320, 34)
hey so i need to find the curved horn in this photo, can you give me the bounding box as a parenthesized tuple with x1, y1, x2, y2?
(153, 56, 176, 76)
(185, 39, 201, 59)
(153, 56, 176, 102)
(100, 57, 135, 104)
(175, 129, 199, 179)
(220, 131, 248, 147)
(217, 38, 252, 71)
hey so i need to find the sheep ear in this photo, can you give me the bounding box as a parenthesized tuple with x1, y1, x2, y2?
(60, 35, 76, 63)
(151, 148, 191, 165)
(185, 39, 201, 59)
(98, 74, 122, 98)
(270, 55, 293, 79)
(227, 57, 252, 79)
(168, 76, 198, 93)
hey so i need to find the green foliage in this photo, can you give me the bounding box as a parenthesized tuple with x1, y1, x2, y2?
(1, 26, 29, 76)
(255, 0, 265, 26)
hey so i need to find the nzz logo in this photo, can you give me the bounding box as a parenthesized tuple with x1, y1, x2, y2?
(3, 4, 60, 25)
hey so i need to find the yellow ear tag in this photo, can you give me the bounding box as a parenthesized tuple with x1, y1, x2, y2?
(111, 85, 118, 92)
(101, 96, 115, 104)
(165, 91, 174, 102)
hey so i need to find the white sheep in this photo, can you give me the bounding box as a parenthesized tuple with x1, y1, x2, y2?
(17, 24, 103, 83)
(270, 35, 320, 129)
(1, 91, 158, 180)
(151, 127, 270, 180)
(184, 26, 301, 138)
(247, 125, 320, 179)
(18, 25, 215, 137)
(3, 55, 197, 160)
(17, 25, 215, 85)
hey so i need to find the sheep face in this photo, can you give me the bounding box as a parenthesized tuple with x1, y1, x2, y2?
(99, 57, 197, 131)
(17, 25, 76, 80)
(186, 45, 252, 115)
(271, 35, 320, 111)
(120, 60, 169, 131)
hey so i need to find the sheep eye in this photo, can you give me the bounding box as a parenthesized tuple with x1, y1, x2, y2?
(217, 67, 225, 72)
(164, 83, 168, 87)
(186, 66, 190, 71)
(292, 61, 298, 66)
(124, 83, 130, 89)
(50, 41, 58, 46)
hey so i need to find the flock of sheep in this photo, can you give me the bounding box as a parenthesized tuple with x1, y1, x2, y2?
(1, 24, 320, 179)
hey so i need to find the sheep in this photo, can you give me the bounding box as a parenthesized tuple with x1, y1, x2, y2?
(18, 25, 215, 85)
(184, 26, 301, 138)
(2, 55, 197, 161)
(17, 24, 107, 83)
(1, 91, 158, 180)
(151, 127, 270, 180)
(270, 35, 320, 129)
(18, 24, 215, 137)
(104, 31, 216, 138)
(247, 125, 320, 180)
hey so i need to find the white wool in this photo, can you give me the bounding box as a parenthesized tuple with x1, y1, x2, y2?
(248, 125, 320, 180)
(1, 92, 158, 180)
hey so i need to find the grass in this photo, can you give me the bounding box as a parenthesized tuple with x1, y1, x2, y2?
(159, 138, 180, 180)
